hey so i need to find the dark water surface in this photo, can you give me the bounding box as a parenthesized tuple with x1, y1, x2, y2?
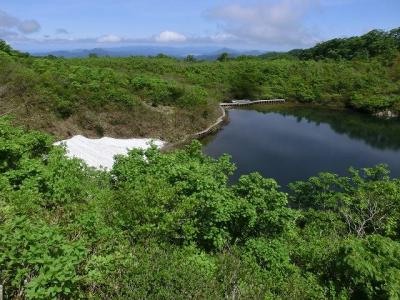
(202, 105, 400, 187)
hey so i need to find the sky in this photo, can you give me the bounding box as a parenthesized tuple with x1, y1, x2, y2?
(0, 0, 399, 52)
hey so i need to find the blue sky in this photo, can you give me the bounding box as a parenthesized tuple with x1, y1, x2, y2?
(1, 0, 399, 51)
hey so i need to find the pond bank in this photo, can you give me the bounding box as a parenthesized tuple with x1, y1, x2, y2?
(162, 99, 286, 152)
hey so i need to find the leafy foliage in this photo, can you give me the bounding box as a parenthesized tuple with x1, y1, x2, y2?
(0, 40, 29, 57)
(0, 218, 86, 299)
(1, 119, 400, 299)
(335, 235, 400, 299)
(289, 165, 400, 238)
(289, 28, 400, 62)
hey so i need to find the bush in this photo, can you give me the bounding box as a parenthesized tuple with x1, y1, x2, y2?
(178, 85, 208, 107)
(0, 217, 86, 299)
(335, 235, 400, 299)
(350, 93, 396, 112)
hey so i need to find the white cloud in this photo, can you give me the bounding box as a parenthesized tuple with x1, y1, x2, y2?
(97, 34, 122, 43)
(207, 0, 319, 46)
(0, 10, 40, 34)
(210, 33, 237, 43)
(154, 31, 187, 42)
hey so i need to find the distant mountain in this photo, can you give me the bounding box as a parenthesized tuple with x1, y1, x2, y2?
(195, 48, 263, 60)
(33, 46, 264, 60)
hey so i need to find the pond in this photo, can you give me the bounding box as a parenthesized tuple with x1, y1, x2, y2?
(202, 105, 400, 187)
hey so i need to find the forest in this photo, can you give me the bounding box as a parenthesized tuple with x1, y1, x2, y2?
(1, 28, 400, 299)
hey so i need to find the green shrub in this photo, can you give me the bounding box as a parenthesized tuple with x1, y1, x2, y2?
(335, 235, 400, 299)
(0, 217, 86, 299)
(178, 85, 208, 107)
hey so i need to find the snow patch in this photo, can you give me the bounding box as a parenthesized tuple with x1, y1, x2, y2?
(54, 135, 165, 169)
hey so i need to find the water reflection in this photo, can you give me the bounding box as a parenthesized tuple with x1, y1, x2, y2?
(254, 105, 400, 150)
(202, 105, 400, 187)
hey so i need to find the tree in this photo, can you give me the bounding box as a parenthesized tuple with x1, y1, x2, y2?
(230, 173, 297, 241)
(335, 235, 400, 299)
(109, 141, 236, 250)
(0, 39, 29, 57)
(230, 62, 264, 99)
(185, 54, 196, 62)
(155, 53, 170, 58)
(0, 39, 13, 54)
(217, 52, 229, 62)
(289, 165, 400, 238)
(291, 27, 400, 62)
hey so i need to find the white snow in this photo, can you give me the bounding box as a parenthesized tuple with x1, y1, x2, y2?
(54, 135, 165, 169)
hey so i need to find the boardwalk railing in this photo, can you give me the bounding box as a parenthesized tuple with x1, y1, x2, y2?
(220, 99, 285, 108)
(193, 105, 226, 138)
(162, 105, 227, 151)
(193, 99, 285, 138)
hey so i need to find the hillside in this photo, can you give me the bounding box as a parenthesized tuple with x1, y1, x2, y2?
(289, 27, 400, 61)
(1, 34, 399, 141)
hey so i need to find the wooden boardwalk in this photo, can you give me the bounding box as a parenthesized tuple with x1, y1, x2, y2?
(220, 99, 285, 108)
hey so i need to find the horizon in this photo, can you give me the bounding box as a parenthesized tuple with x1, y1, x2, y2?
(1, 0, 399, 53)
(29, 44, 268, 56)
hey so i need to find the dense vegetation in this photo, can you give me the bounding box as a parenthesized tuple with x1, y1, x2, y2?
(1, 118, 400, 299)
(1, 29, 399, 141)
(289, 28, 400, 61)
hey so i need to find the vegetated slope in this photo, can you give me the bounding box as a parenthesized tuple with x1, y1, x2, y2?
(1, 118, 400, 299)
(289, 28, 400, 61)
(0, 44, 221, 141)
(0, 28, 400, 140)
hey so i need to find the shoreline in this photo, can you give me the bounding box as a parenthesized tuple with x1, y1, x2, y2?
(161, 99, 286, 152)
(161, 105, 228, 152)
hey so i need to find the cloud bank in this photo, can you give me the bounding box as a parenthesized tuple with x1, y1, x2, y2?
(154, 31, 187, 43)
(207, 0, 318, 46)
(0, 10, 40, 34)
(1, 1, 324, 49)
(97, 34, 123, 43)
